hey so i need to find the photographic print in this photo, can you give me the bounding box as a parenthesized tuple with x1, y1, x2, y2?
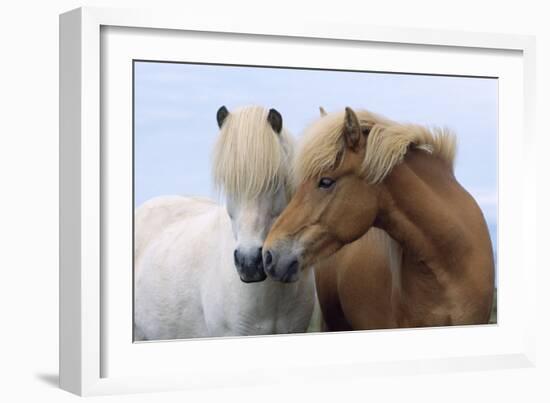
(133, 61, 497, 342)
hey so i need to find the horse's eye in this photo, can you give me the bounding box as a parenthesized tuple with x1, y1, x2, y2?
(318, 177, 335, 189)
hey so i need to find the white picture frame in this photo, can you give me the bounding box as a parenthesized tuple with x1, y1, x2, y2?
(59, 6, 537, 396)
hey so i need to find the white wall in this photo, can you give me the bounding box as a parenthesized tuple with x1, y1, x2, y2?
(0, 0, 548, 402)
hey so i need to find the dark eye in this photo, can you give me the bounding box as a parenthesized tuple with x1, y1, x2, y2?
(318, 177, 335, 189)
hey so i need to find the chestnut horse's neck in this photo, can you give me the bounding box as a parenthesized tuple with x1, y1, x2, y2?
(375, 150, 494, 326)
(377, 150, 463, 267)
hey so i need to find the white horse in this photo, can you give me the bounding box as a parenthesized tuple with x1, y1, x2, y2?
(134, 106, 315, 340)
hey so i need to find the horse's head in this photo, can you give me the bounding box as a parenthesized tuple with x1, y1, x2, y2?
(213, 105, 293, 283)
(263, 107, 383, 283)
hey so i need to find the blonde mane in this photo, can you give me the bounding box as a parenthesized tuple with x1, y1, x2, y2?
(294, 109, 457, 184)
(212, 106, 294, 201)
(364, 228, 403, 293)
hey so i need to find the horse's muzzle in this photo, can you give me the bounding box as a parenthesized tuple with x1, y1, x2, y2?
(263, 248, 300, 283)
(234, 248, 267, 283)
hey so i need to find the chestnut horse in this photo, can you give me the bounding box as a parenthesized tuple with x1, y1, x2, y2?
(263, 107, 494, 329)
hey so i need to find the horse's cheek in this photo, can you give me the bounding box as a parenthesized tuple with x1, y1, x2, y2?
(331, 191, 374, 243)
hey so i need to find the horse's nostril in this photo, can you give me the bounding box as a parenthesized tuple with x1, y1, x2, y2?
(254, 248, 263, 266)
(234, 249, 240, 266)
(288, 259, 299, 273)
(264, 250, 273, 266)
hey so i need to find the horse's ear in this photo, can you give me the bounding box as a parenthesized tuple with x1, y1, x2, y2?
(343, 107, 363, 151)
(267, 108, 283, 134)
(319, 106, 327, 117)
(216, 106, 229, 128)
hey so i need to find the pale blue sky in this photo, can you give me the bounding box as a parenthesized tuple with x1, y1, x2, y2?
(134, 61, 498, 252)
